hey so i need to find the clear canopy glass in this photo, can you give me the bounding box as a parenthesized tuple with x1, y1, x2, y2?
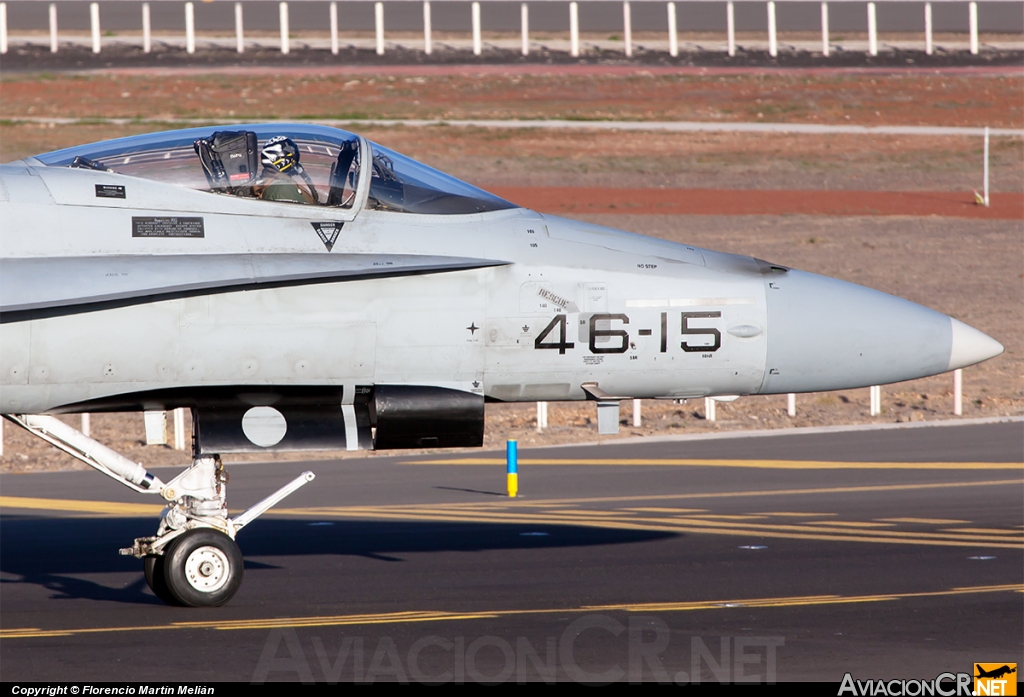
(34, 124, 518, 215)
(367, 142, 516, 215)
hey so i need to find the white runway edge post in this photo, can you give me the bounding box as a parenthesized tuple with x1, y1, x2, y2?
(536, 401, 548, 432)
(330, 2, 338, 55)
(726, 1, 735, 57)
(375, 1, 384, 55)
(820, 1, 829, 56)
(173, 408, 187, 450)
(49, 3, 58, 53)
(787, 393, 796, 417)
(235, 2, 244, 53)
(924, 2, 932, 55)
(633, 399, 642, 427)
(472, 1, 481, 56)
(185, 2, 195, 55)
(953, 369, 963, 416)
(870, 385, 882, 416)
(667, 2, 677, 57)
(0, 3, 7, 55)
(969, 1, 978, 55)
(422, 1, 431, 55)
(983, 126, 990, 206)
(142, 2, 150, 53)
(704, 397, 716, 422)
(867, 2, 877, 56)
(90, 2, 100, 54)
(81, 413, 91, 438)
(569, 2, 579, 57)
(0, 417, 4, 457)
(623, 1, 632, 58)
(767, 1, 777, 57)
(520, 2, 529, 56)
(144, 411, 166, 445)
(279, 2, 289, 55)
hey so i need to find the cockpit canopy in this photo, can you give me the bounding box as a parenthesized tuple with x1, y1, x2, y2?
(34, 123, 517, 215)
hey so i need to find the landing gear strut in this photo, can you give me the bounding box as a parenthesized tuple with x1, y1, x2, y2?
(4, 413, 314, 607)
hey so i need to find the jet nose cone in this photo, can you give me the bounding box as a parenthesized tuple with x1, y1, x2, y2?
(759, 268, 985, 394)
(948, 318, 1003, 371)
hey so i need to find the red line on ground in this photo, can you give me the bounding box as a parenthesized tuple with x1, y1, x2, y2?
(487, 188, 1024, 219)
(88, 64, 1024, 79)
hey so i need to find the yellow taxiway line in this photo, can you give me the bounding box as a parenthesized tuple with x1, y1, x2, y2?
(2, 583, 1020, 640)
(405, 458, 1024, 470)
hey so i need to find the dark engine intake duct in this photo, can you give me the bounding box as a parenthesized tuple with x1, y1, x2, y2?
(372, 385, 484, 450)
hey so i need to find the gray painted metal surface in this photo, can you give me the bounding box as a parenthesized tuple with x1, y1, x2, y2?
(0, 122, 1003, 422)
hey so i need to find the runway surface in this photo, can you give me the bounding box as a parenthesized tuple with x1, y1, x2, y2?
(1, 420, 1021, 682)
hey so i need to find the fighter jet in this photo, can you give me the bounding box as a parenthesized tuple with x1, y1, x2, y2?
(0, 123, 1003, 606)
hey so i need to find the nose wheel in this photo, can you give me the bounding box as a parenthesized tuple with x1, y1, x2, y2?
(144, 529, 244, 607)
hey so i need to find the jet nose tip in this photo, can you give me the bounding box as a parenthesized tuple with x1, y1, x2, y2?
(948, 318, 1003, 371)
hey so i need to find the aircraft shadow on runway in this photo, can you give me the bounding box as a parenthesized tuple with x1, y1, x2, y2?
(0, 515, 677, 605)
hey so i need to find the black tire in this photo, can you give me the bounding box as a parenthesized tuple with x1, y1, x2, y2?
(144, 553, 180, 606)
(162, 528, 244, 607)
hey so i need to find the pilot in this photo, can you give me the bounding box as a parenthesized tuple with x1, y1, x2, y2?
(254, 136, 319, 204)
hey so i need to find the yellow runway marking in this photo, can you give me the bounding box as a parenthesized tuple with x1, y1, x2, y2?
(807, 521, 895, 528)
(755, 512, 836, 518)
(2, 583, 1020, 641)
(623, 507, 708, 514)
(878, 517, 971, 525)
(406, 458, 1023, 470)
(0, 496, 164, 516)
(941, 527, 1024, 535)
(683, 514, 766, 521)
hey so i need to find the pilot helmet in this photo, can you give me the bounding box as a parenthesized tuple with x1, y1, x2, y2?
(260, 136, 301, 174)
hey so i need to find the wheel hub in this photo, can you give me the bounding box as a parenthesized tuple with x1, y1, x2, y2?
(184, 545, 230, 593)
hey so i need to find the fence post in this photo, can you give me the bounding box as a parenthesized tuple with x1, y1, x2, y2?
(90, 2, 100, 54)
(632, 399, 642, 427)
(235, 1, 244, 53)
(536, 401, 548, 432)
(569, 2, 579, 57)
(0, 3, 6, 55)
(142, 2, 151, 53)
(422, 1, 431, 55)
(969, 1, 978, 55)
(172, 408, 185, 450)
(867, 2, 877, 56)
(279, 2, 289, 54)
(983, 125, 990, 207)
(924, 2, 932, 55)
(82, 413, 91, 438)
(726, 1, 735, 57)
(623, 1, 632, 57)
(49, 3, 58, 53)
(767, 1, 777, 57)
(953, 369, 963, 416)
(820, 1, 829, 56)
(869, 385, 881, 416)
(787, 393, 796, 417)
(704, 397, 716, 422)
(185, 2, 195, 54)
(521, 2, 529, 56)
(472, 1, 481, 55)
(667, 2, 677, 57)
(375, 1, 384, 55)
(330, 2, 338, 54)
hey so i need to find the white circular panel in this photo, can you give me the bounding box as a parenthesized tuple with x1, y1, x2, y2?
(241, 406, 288, 448)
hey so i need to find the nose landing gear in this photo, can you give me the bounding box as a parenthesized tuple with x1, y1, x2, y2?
(4, 413, 315, 608)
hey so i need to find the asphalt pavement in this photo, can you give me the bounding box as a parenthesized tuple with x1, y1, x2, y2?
(1, 419, 1021, 682)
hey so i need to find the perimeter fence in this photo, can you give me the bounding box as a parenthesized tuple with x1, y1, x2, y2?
(1, 0, 1021, 58)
